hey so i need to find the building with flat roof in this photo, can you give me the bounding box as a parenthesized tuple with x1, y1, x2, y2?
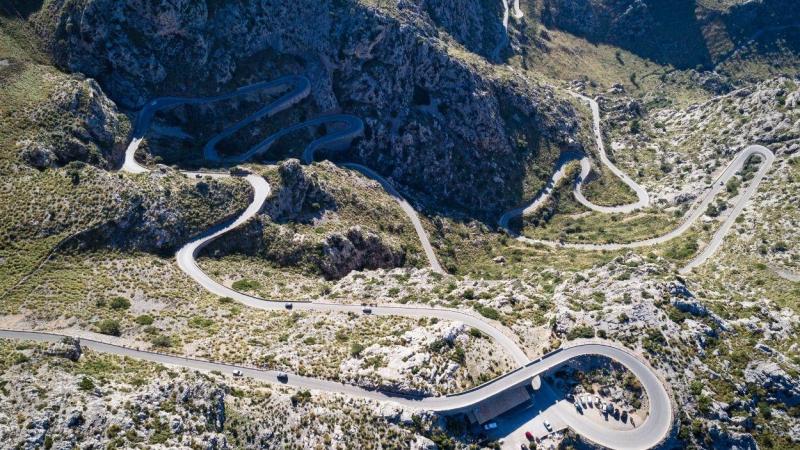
(467, 385, 531, 424)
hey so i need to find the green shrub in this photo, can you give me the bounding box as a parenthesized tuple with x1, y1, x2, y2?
(475, 305, 500, 320)
(97, 319, 121, 336)
(451, 346, 466, 364)
(135, 315, 154, 326)
(151, 334, 172, 348)
(566, 325, 595, 340)
(109, 297, 131, 310)
(188, 316, 214, 329)
(290, 390, 312, 406)
(232, 279, 261, 291)
(350, 342, 365, 357)
(428, 338, 449, 353)
(78, 377, 95, 391)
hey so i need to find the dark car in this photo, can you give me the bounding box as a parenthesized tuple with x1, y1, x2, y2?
(525, 431, 534, 441)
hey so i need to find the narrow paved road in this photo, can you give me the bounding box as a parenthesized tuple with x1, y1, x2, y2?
(569, 92, 651, 214)
(341, 163, 445, 274)
(122, 76, 443, 274)
(501, 90, 774, 273)
(0, 329, 671, 450)
(47, 74, 676, 448)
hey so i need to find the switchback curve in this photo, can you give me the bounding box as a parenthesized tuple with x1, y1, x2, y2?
(41, 74, 674, 448)
(500, 90, 774, 274)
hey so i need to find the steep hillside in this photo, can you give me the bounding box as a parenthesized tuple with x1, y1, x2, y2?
(26, 0, 584, 218)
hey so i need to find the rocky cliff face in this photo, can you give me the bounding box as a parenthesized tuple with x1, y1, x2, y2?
(32, 0, 582, 217)
(17, 75, 129, 170)
(541, 0, 800, 69)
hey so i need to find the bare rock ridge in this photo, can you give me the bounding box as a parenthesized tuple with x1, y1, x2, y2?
(18, 76, 128, 169)
(204, 160, 406, 279)
(31, 0, 582, 217)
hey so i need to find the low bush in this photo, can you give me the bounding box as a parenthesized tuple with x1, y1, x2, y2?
(97, 319, 121, 336)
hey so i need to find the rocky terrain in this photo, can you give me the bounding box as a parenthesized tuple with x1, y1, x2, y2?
(0, 338, 444, 449)
(1, 0, 800, 448)
(29, 0, 585, 218)
(203, 160, 426, 279)
(541, 0, 800, 71)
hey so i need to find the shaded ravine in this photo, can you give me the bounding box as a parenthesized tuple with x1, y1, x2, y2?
(500, 90, 774, 274)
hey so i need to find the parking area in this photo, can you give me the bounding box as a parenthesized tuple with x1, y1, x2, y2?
(487, 381, 639, 449)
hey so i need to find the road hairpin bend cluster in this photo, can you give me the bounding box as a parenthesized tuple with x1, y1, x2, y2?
(500, 92, 775, 275)
(1, 75, 676, 449)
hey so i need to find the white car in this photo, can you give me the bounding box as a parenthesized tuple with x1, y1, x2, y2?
(580, 396, 588, 408)
(543, 420, 552, 431)
(594, 396, 601, 406)
(232, 369, 243, 377)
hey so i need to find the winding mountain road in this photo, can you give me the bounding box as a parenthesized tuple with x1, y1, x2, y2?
(0, 329, 672, 450)
(500, 91, 775, 274)
(17, 74, 676, 448)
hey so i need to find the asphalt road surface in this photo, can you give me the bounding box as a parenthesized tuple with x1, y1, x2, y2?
(499, 90, 774, 274)
(58, 74, 677, 449)
(0, 330, 671, 450)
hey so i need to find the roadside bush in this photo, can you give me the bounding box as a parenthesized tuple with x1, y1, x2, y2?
(475, 305, 500, 320)
(566, 325, 595, 340)
(151, 334, 172, 348)
(97, 319, 121, 336)
(232, 279, 261, 291)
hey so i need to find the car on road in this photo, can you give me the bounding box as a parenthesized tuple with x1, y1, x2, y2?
(362, 307, 372, 314)
(284, 303, 293, 310)
(232, 369, 243, 377)
(543, 420, 552, 432)
(483, 422, 497, 431)
(276, 372, 288, 382)
(525, 431, 534, 441)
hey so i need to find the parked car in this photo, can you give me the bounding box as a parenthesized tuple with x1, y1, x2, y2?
(594, 396, 601, 406)
(543, 420, 552, 431)
(483, 422, 497, 431)
(525, 431, 534, 441)
(580, 396, 588, 408)
(232, 369, 243, 377)
(276, 372, 288, 382)
(574, 401, 582, 412)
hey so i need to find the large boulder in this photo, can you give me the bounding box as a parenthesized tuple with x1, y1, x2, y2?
(320, 226, 404, 279)
(44, 337, 82, 362)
